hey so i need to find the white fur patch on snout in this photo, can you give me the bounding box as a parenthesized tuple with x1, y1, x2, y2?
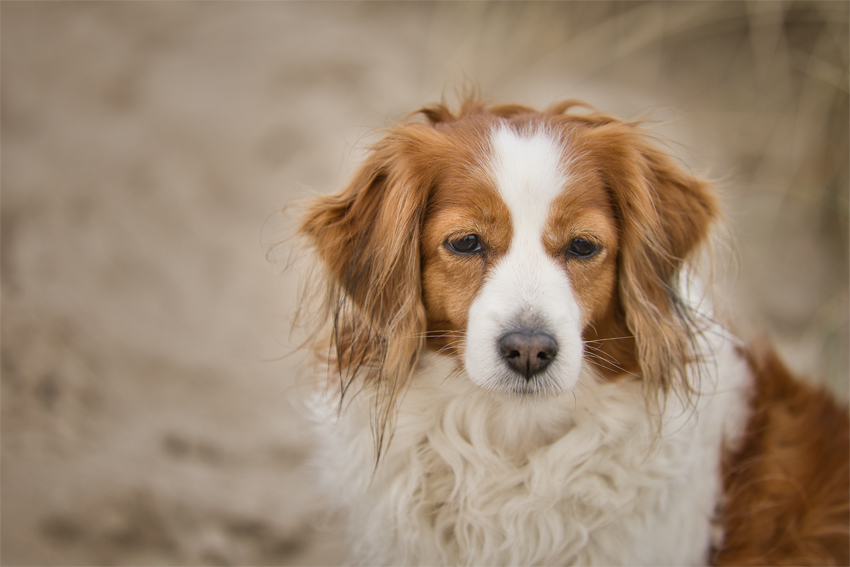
(464, 251, 584, 395)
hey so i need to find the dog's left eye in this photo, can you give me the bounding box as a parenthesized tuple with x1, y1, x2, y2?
(566, 238, 600, 259)
(447, 234, 483, 255)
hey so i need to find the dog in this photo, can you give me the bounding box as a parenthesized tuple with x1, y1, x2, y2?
(296, 97, 849, 565)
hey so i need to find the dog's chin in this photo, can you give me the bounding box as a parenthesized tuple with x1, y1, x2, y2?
(504, 381, 560, 397)
(466, 365, 578, 399)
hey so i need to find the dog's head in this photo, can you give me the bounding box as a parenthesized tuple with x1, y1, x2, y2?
(299, 98, 717, 448)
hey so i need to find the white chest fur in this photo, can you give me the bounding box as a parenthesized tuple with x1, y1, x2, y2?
(308, 324, 751, 566)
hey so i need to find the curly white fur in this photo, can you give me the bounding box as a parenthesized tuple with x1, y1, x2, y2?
(309, 315, 751, 566)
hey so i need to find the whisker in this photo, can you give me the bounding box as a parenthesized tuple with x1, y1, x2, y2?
(582, 349, 641, 377)
(583, 344, 625, 366)
(435, 340, 467, 356)
(586, 357, 641, 379)
(584, 357, 631, 376)
(583, 352, 623, 368)
(584, 335, 635, 344)
(410, 330, 466, 340)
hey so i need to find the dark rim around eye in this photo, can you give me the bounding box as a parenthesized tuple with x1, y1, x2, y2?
(447, 234, 483, 255)
(566, 237, 600, 259)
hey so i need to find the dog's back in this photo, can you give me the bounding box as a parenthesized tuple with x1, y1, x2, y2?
(715, 341, 850, 566)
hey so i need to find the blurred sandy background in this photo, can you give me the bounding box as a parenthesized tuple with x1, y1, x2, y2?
(2, 2, 847, 565)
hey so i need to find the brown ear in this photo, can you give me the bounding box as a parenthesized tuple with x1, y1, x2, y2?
(298, 124, 437, 454)
(591, 122, 719, 400)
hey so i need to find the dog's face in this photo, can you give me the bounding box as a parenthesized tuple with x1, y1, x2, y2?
(421, 123, 620, 394)
(300, 100, 717, 414)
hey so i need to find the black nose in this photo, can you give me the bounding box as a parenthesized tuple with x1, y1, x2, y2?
(498, 330, 558, 379)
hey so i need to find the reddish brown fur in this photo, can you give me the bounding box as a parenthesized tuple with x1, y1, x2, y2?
(571, 118, 719, 394)
(714, 341, 850, 566)
(298, 123, 436, 449)
(419, 115, 513, 354)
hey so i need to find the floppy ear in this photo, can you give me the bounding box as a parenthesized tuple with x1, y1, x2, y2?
(591, 122, 719, 400)
(298, 124, 436, 453)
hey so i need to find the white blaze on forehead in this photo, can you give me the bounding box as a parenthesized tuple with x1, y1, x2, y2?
(487, 125, 569, 237)
(461, 123, 584, 395)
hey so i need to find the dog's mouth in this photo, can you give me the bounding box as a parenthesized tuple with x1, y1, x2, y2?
(503, 376, 556, 396)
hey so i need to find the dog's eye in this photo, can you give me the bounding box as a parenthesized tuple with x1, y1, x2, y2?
(447, 234, 483, 255)
(566, 238, 600, 259)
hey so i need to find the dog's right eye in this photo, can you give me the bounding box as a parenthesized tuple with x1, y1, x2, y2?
(447, 234, 483, 255)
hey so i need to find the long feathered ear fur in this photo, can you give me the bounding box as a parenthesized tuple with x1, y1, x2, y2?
(585, 117, 719, 405)
(298, 123, 440, 459)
